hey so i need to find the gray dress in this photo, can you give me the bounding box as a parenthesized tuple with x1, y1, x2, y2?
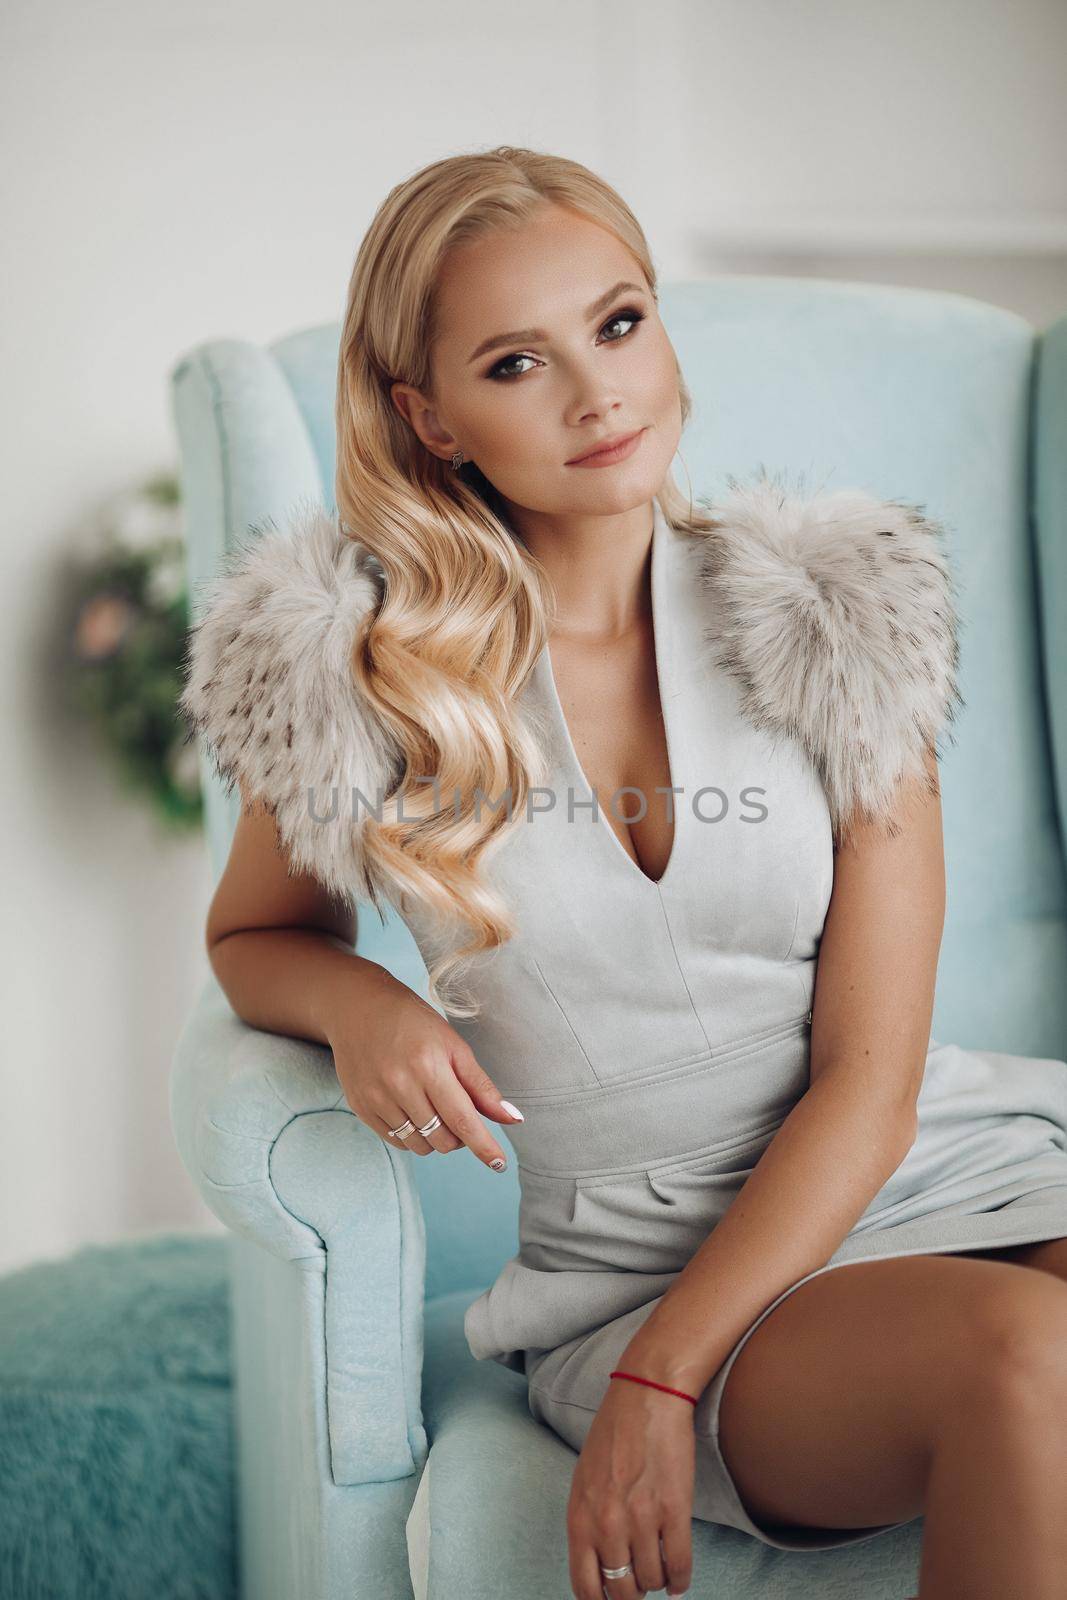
(180, 482, 1067, 1554)
(398, 495, 1067, 1552)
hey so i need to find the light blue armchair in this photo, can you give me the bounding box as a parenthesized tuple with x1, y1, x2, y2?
(169, 278, 1067, 1600)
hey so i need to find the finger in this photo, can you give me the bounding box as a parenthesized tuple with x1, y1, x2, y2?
(572, 1539, 639, 1600)
(658, 1516, 693, 1597)
(597, 1545, 644, 1600)
(369, 1097, 441, 1155)
(422, 1074, 511, 1171)
(374, 1074, 508, 1170)
(594, 1532, 645, 1600)
(369, 1078, 458, 1155)
(450, 1043, 524, 1125)
(630, 1521, 667, 1595)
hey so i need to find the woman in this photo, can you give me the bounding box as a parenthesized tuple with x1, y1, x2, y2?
(181, 147, 1067, 1600)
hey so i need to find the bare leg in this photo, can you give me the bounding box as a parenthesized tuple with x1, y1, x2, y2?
(715, 1252, 1067, 1598)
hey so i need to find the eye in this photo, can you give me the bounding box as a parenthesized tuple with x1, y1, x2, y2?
(485, 306, 646, 383)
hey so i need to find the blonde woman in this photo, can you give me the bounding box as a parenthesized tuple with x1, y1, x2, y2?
(181, 147, 1067, 1600)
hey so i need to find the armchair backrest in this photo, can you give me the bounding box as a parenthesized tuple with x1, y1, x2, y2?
(172, 279, 1067, 1294)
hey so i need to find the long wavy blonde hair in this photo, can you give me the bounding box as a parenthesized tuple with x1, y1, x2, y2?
(334, 144, 717, 1017)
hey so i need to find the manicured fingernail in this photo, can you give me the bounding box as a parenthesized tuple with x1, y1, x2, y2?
(489, 1157, 507, 1172)
(500, 1100, 524, 1121)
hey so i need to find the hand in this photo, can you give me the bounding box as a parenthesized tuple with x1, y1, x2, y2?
(326, 965, 523, 1171)
(566, 1375, 695, 1599)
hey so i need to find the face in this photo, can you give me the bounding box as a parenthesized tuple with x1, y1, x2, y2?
(391, 203, 683, 523)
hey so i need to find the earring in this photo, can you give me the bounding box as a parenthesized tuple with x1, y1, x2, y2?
(451, 450, 464, 470)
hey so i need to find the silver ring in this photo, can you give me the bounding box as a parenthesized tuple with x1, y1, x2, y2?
(388, 1114, 443, 1142)
(599, 1561, 633, 1580)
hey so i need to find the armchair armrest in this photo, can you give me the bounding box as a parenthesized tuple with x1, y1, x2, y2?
(170, 974, 428, 1481)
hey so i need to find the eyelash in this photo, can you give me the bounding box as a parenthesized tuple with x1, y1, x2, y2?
(485, 306, 647, 383)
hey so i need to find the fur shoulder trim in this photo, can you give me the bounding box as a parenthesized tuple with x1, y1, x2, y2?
(696, 471, 965, 845)
(179, 500, 402, 902)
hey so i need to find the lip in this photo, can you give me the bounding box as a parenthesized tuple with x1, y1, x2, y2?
(566, 427, 647, 467)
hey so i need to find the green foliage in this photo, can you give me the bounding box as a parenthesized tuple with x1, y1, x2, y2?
(65, 473, 203, 832)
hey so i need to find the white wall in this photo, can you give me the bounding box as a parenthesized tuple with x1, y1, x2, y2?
(2, 0, 1064, 1276)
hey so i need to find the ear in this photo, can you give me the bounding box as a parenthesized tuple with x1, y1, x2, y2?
(179, 500, 402, 901)
(696, 470, 965, 846)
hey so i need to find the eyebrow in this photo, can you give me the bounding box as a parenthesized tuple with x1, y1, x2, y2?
(466, 279, 647, 365)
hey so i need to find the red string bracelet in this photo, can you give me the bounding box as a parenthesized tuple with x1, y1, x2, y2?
(609, 1369, 698, 1406)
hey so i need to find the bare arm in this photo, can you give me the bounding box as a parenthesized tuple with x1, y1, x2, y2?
(205, 780, 518, 1168)
(616, 745, 946, 1397)
(207, 781, 407, 1047)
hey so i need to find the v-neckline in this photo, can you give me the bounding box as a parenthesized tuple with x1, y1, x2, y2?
(535, 496, 681, 892)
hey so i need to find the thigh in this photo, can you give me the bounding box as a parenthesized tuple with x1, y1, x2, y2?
(717, 1251, 1067, 1533)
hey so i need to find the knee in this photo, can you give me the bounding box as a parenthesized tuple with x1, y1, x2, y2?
(960, 1272, 1067, 1404)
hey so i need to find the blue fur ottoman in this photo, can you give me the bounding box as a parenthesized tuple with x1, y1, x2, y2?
(0, 1230, 236, 1600)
